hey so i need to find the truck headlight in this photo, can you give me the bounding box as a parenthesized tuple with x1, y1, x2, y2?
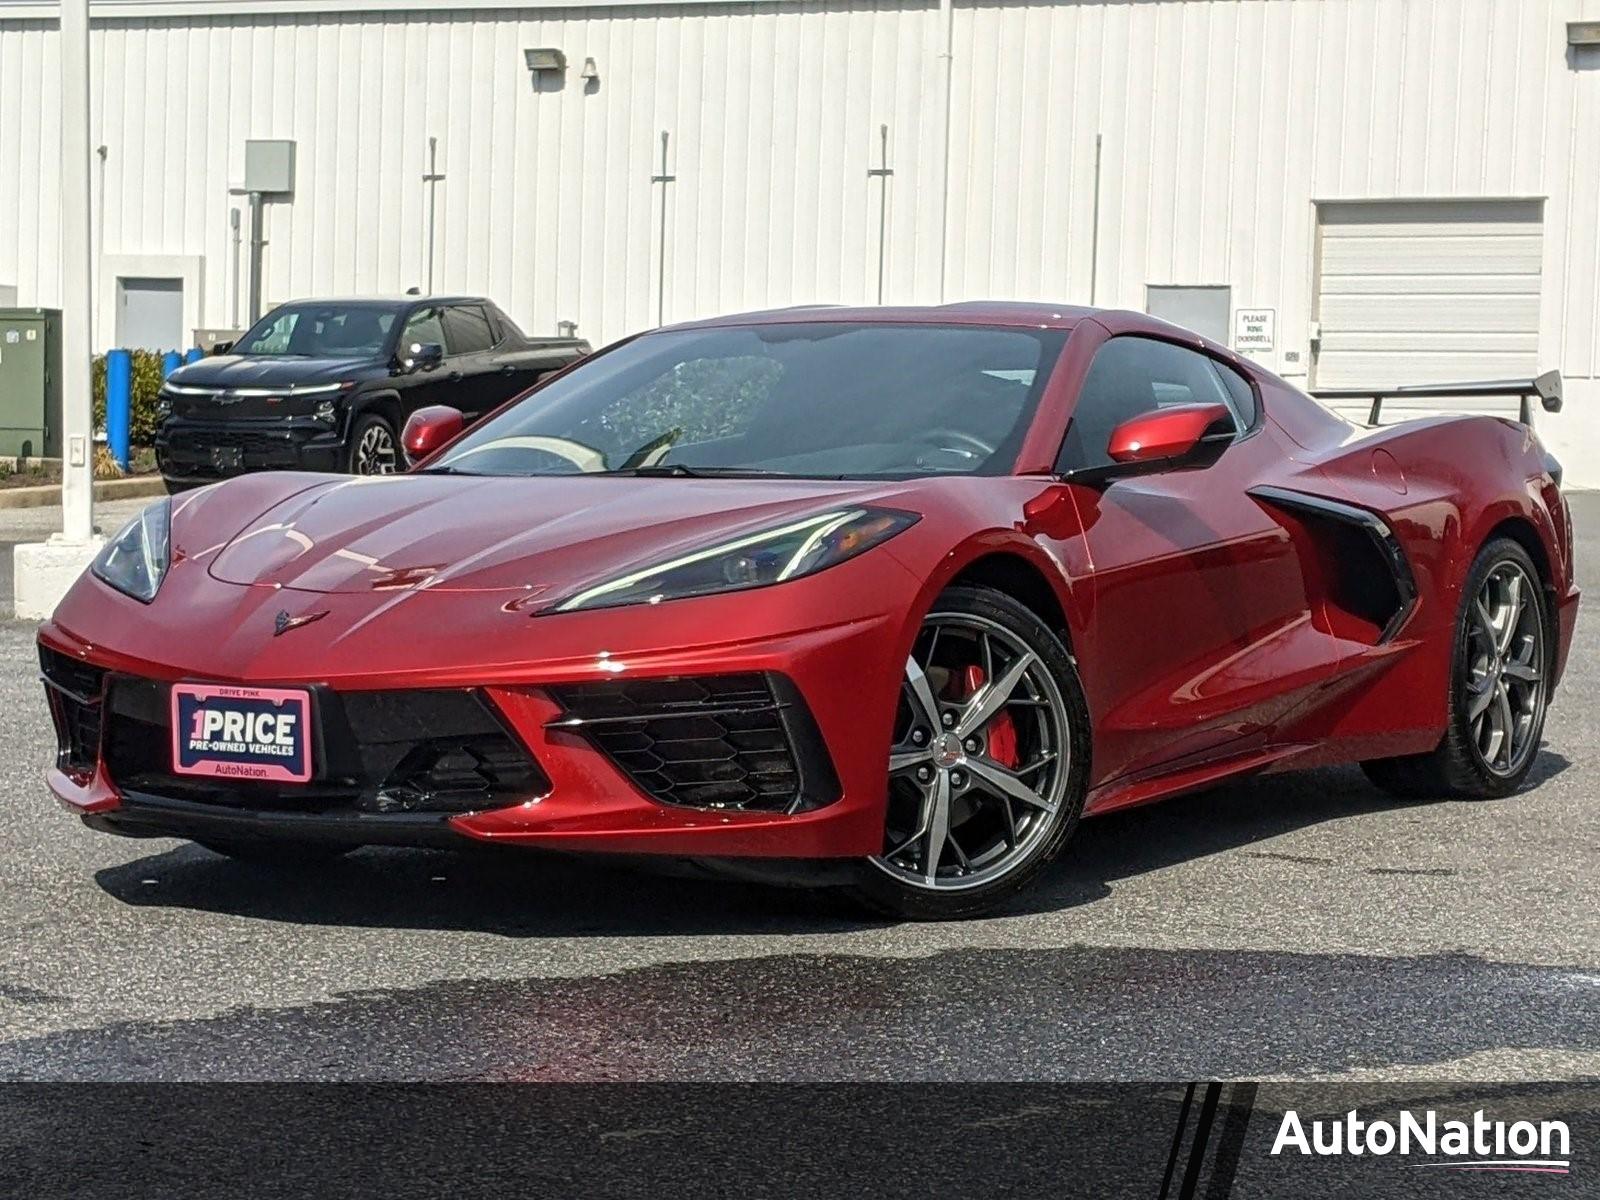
(554, 507, 918, 613)
(91, 498, 172, 603)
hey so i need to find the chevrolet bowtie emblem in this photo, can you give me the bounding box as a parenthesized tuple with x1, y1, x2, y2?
(273, 609, 329, 636)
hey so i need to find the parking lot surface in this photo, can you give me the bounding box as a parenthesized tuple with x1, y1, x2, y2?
(0, 493, 1594, 1080)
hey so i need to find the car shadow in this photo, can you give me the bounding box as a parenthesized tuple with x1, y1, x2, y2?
(93, 751, 1572, 936)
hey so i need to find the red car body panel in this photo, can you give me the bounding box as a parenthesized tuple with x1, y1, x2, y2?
(40, 303, 1578, 862)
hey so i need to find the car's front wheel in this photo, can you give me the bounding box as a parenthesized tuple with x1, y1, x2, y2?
(850, 586, 1090, 920)
(346, 413, 399, 475)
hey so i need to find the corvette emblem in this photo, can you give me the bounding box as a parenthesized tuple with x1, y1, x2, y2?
(273, 609, 329, 636)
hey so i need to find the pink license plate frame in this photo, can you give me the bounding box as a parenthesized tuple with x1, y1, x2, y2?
(170, 683, 314, 784)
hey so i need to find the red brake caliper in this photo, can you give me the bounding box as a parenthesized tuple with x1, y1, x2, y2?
(960, 665, 1019, 769)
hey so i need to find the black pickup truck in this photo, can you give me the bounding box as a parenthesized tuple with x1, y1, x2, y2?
(154, 296, 590, 487)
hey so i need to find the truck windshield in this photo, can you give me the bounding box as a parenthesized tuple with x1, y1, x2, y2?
(428, 322, 1067, 480)
(233, 304, 400, 357)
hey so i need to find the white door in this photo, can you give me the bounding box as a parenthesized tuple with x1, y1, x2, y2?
(1312, 199, 1543, 413)
(116, 276, 184, 351)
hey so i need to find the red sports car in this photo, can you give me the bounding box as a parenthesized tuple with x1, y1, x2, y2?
(39, 304, 1579, 918)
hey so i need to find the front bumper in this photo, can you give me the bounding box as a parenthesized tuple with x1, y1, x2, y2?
(155, 415, 344, 482)
(39, 599, 905, 859)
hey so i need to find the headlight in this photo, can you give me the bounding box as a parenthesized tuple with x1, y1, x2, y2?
(554, 506, 919, 613)
(91, 497, 172, 603)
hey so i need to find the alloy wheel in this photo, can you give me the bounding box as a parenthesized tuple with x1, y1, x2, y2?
(869, 612, 1071, 892)
(354, 423, 398, 475)
(1463, 559, 1547, 777)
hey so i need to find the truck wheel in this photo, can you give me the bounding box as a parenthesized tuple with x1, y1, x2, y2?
(347, 413, 399, 475)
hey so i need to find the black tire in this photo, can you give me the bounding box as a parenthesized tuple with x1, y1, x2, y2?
(1361, 536, 1551, 799)
(848, 585, 1091, 920)
(195, 838, 356, 867)
(345, 412, 400, 476)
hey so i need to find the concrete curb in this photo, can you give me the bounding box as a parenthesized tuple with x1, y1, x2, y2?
(0, 476, 166, 510)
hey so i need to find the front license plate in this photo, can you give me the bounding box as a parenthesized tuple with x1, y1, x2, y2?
(170, 683, 313, 783)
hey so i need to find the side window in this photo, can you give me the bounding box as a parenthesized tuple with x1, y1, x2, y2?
(401, 306, 447, 351)
(1211, 359, 1259, 428)
(1057, 336, 1243, 472)
(442, 305, 496, 355)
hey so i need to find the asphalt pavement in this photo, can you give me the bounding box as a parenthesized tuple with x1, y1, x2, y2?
(0, 494, 1595, 1081)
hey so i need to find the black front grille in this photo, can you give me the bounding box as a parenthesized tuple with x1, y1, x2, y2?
(102, 680, 547, 815)
(39, 645, 107, 774)
(549, 673, 840, 814)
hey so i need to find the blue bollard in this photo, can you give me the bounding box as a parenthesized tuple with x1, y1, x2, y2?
(184, 347, 204, 365)
(106, 348, 132, 471)
(161, 350, 183, 379)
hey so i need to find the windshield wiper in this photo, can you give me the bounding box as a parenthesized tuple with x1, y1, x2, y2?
(601, 464, 793, 478)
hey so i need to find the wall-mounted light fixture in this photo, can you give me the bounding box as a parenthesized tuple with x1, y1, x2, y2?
(580, 57, 600, 83)
(524, 47, 567, 74)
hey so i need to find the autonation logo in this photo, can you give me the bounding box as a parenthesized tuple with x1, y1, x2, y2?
(1272, 1108, 1572, 1175)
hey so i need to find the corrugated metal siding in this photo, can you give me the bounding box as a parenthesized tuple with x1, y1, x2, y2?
(1, 0, 1597, 391)
(1313, 199, 1545, 393)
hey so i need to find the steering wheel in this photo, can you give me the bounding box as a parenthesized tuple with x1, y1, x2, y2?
(918, 428, 998, 462)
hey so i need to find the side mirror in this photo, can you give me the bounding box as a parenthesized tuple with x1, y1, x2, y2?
(402, 341, 444, 372)
(402, 404, 465, 466)
(1071, 402, 1236, 486)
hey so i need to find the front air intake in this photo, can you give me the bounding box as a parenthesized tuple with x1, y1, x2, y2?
(547, 673, 840, 814)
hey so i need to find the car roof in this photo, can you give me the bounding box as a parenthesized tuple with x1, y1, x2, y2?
(660, 303, 1252, 368)
(271, 295, 487, 309)
(664, 302, 1096, 332)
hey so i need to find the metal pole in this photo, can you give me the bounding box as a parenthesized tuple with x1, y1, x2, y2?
(247, 190, 265, 323)
(59, 0, 93, 543)
(423, 136, 445, 295)
(92, 144, 106, 349)
(229, 207, 241, 328)
(935, 0, 953, 302)
(868, 124, 894, 304)
(651, 131, 676, 327)
(1089, 133, 1102, 305)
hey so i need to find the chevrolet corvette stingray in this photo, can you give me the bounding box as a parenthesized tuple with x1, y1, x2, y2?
(39, 304, 1578, 918)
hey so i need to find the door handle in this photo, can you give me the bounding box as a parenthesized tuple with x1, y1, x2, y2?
(448, 370, 463, 382)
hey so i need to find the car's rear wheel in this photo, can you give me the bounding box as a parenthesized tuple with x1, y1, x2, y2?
(196, 838, 356, 867)
(850, 586, 1090, 920)
(347, 413, 399, 475)
(1362, 537, 1551, 798)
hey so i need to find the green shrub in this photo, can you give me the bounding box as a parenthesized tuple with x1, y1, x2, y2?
(91, 349, 168, 446)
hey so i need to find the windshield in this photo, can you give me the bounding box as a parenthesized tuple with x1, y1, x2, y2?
(431, 322, 1066, 479)
(233, 304, 401, 357)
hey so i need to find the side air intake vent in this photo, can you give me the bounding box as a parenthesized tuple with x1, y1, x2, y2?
(1250, 486, 1418, 645)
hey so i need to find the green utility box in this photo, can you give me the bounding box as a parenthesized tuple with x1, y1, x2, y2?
(0, 307, 62, 460)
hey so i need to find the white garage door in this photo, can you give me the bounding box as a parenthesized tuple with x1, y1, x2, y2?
(1312, 199, 1543, 410)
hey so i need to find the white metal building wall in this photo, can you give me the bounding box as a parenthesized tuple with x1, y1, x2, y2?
(2, 0, 1600, 473)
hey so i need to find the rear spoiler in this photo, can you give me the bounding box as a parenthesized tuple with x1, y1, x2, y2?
(1311, 370, 1563, 426)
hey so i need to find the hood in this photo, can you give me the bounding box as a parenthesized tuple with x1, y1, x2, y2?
(201, 473, 920, 599)
(169, 354, 385, 390)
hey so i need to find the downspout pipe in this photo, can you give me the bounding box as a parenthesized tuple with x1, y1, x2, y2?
(935, 0, 953, 302)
